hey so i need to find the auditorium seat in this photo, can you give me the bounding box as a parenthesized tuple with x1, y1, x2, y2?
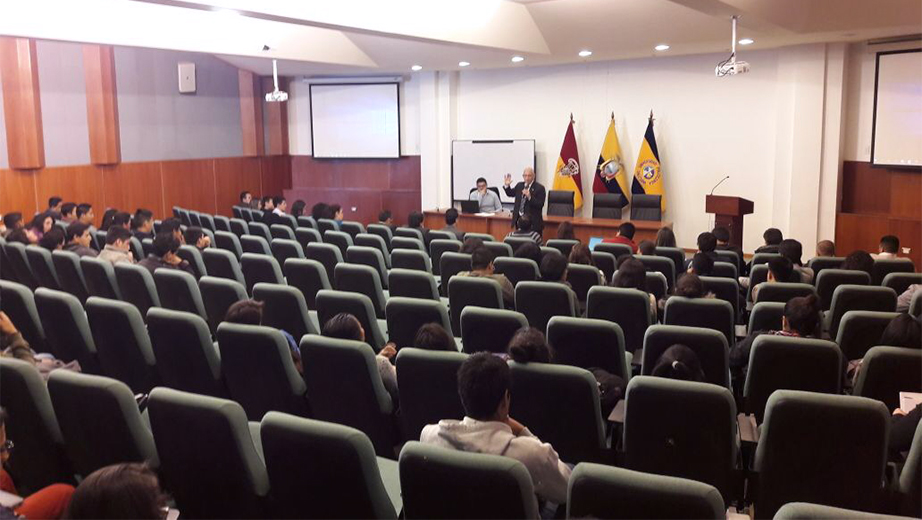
(339, 220, 366, 238)
(567, 463, 725, 520)
(147, 307, 227, 398)
(825, 285, 896, 337)
(355, 233, 392, 268)
(754, 281, 817, 304)
(366, 223, 394, 245)
(545, 239, 578, 257)
(393, 249, 432, 273)
(428, 230, 455, 242)
(202, 248, 246, 285)
(547, 317, 630, 381)
(0, 358, 72, 494)
(748, 301, 784, 333)
(774, 502, 912, 520)
(25, 245, 61, 290)
(316, 290, 388, 349)
(747, 264, 769, 303)
(483, 241, 513, 259)
(295, 227, 323, 251)
(392, 236, 425, 252)
(91, 230, 106, 252)
(460, 307, 528, 354)
(515, 281, 578, 333)
(239, 208, 254, 223)
(566, 263, 603, 305)
(114, 263, 161, 319)
(641, 325, 730, 389)
(807, 256, 846, 281)
(882, 272, 922, 295)
(645, 271, 669, 302)
(835, 310, 901, 361)
(317, 218, 339, 235)
(854, 346, 922, 411)
(270, 224, 295, 240)
(269, 238, 305, 267)
(547, 190, 575, 216)
(750, 252, 780, 267)
(259, 412, 401, 519)
(591, 193, 627, 220)
(248, 221, 272, 243)
(448, 276, 504, 335)
(385, 297, 453, 350)
(715, 250, 742, 274)
(52, 250, 90, 302)
(592, 251, 617, 282)
(388, 268, 441, 302)
(541, 246, 564, 263)
(753, 391, 888, 518)
(711, 261, 738, 280)
(509, 361, 605, 463)
(899, 422, 922, 517)
(141, 238, 154, 258)
(440, 252, 472, 294)
(871, 258, 915, 285)
(297, 215, 316, 229)
(85, 297, 159, 394)
(216, 323, 310, 420)
(503, 236, 535, 254)
(429, 239, 461, 276)
(635, 254, 675, 289)
(240, 253, 285, 293)
(395, 226, 424, 242)
(324, 230, 354, 258)
(586, 286, 651, 354)
(493, 257, 539, 287)
(284, 258, 332, 309)
(300, 335, 396, 458)
(699, 276, 740, 323)
(214, 230, 244, 258)
(229, 217, 249, 237)
(81, 256, 121, 299)
(34, 288, 100, 373)
(595, 242, 632, 259)
(47, 370, 159, 477)
(200, 213, 217, 231)
(395, 348, 467, 441)
(623, 376, 738, 504)
(128, 237, 144, 264)
(464, 232, 495, 242)
(154, 269, 208, 320)
(664, 296, 735, 346)
(398, 442, 539, 520)
(306, 242, 343, 284)
(912, 290, 922, 318)
(335, 263, 388, 319)
(252, 282, 319, 340)
(816, 269, 872, 310)
(630, 194, 662, 221)
(240, 235, 271, 256)
(0, 280, 48, 353)
(347, 245, 390, 289)
(199, 276, 248, 333)
(148, 387, 269, 519)
(743, 335, 842, 423)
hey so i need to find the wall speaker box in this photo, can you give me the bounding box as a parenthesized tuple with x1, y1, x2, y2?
(178, 62, 196, 93)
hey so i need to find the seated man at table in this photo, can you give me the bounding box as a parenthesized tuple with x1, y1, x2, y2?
(602, 222, 637, 253)
(457, 246, 515, 306)
(469, 177, 503, 213)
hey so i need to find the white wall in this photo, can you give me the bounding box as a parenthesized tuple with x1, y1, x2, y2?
(36, 39, 91, 167)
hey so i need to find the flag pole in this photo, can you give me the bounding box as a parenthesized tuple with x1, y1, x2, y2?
(570, 112, 574, 123)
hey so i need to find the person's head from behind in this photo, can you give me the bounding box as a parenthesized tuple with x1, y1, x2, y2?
(407, 211, 424, 229)
(516, 215, 533, 233)
(239, 191, 252, 205)
(879, 235, 899, 254)
(697, 232, 717, 253)
(322, 312, 364, 342)
(48, 196, 63, 212)
(651, 344, 705, 382)
(414, 323, 456, 351)
(105, 226, 132, 251)
(475, 177, 488, 193)
(779, 239, 804, 266)
(330, 204, 343, 220)
(568, 244, 594, 266)
(655, 227, 676, 248)
(514, 242, 541, 264)
(273, 196, 287, 213)
(77, 203, 94, 225)
(556, 221, 575, 240)
(445, 208, 459, 226)
(688, 252, 714, 276)
(131, 210, 153, 233)
(312, 202, 330, 221)
(183, 227, 209, 250)
(461, 237, 484, 254)
(7, 228, 37, 245)
(674, 272, 704, 298)
(613, 257, 646, 291)
(378, 210, 393, 225)
(61, 203, 77, 221)
(782, 294, 821, 337)
(3, 212, 23, 231)
(816, 240, 836, 257)
(457, 352, 512, 421)
(840, 250, 874, 276)
(111, 212, 131, 230)
(65, 463, 167, 520)
(712, 226, 730, 245)
(638, 240, 656, 256)
(39, 228, 65, 251)
(66, 222, 92, 248)
(763, 227, 783, 246)
(470, 246, 495, 273)
(540, 252, 568, 283)
(291, 200, 306, 218)
(224, 299, 263, 325)
(879, 313, 921, 349)
(100, 208, 118, 231)
(617, 222, 635, 240)
(30, 212, 54, 234)
(152, 232, 180, 260)
(767, 256, 794, 283)
(507, 327, 552, 364)
(160, 218, 183, 243)
(261, 196, 274, 211)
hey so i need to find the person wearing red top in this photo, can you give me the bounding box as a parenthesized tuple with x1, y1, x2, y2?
(602, 222, 638, 253)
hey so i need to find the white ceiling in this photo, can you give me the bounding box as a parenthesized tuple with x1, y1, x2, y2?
(1, 0, 919, 76)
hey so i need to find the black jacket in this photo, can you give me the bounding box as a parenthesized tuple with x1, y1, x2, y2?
(504, 181, 546, 232)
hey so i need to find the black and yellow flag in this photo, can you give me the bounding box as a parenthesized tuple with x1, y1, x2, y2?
(631, 111, 665, 211)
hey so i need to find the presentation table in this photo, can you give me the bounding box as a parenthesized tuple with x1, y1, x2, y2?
(423, 210, 671, 243)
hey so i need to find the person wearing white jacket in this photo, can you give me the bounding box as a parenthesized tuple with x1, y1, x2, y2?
(420, 353, 572, 507)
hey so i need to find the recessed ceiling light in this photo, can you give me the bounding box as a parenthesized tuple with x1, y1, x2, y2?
(411, 65, 422, 71)
(459, 61, 470, 67)
(654, 44, 670, 51)
(738, 38, 754, 45)
(511, 55, 525, 63)
(578, 50, 592, 58)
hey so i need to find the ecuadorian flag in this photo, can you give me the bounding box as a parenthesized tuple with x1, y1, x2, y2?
(552, 116, 583, 210)
(631, 111, 665, 212)
(592, 116, 630, 207)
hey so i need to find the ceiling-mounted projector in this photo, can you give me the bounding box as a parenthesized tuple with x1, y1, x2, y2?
(715, 16, 750, 77)
(265, 58, 288, 102)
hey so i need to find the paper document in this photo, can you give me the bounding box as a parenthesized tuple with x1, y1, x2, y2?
(900, 392, 922, 414)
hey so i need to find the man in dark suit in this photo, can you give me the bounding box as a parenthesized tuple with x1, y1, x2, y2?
(503, 167, 546, 233)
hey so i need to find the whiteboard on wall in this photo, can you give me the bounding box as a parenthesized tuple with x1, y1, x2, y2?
(451, 140, 535, 203)
(310, 83, 400, 159)
(872, 49, 922, 167)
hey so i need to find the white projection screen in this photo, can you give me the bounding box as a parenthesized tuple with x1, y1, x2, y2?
(310, 83, 400, 158)
(872, 50, 922, 167)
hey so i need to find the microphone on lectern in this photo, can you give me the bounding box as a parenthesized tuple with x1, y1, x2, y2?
(709, 175, 730, 196)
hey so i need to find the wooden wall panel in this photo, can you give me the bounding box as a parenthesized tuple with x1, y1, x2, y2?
(161, 159, 217, 216)
(101, 162, 164, 219)
(890, 171, 921, 220)
(238, 70, 264, 157)
(215, 157, 261, 217)
(260, 155, 292, 198)
(262, 76, 289, 156)
(0, 37, 44, 169)
(0, 168, 38, 218)
(83, 45, 120, 165)
(33, 165, 105, 225)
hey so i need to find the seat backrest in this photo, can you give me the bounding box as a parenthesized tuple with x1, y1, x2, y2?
(114, 263, 161, 318)
(748, 301, 785, 333)
(882, 272, 922, 295)
(346, 245, 389, 288)
(202, 247, 245, 285)
(393, 249, 432, 273)
(200, 213, 216, 231)
(198, 275, 248, 332)
(641, 324, 730, 388)
(355, 233, 391, 267)
(315, 289, 387, 348)
(176, 245, 207, 278)
(754, 391, 888, 519)
(339, 220, 365, 238)
(85, 296, 159, 394)
(34, 288, 99, 372)
(240, 252, 285, 293)
(807, 256, 846, 280)
(871, 258, 915, 285)
(712, 261, 739, 281)
(654, 247, 684, 273)
(460, 306, 528, 354)
(0, 280, 48, 353)
(154, 268, 208, 319)
(385, 297, 453, 349)
(828, 285, 896, 338)
(392, 236, 426, 252)
(317, 219, 339, 235)
(635, 254, 675, 289)
(509, 361, 605, 463)
(816, 269, 871, 310)
(395, 226, 424, 241)
(448, 275, 504, 335)
(545, 239, 579, 257)
(240, 234, 271, 256)
(80, 256, 121, 299)
(502, 236, 536, 253)
(493, 257, 539, 287)
(568, 463, 725, 520)
(247, 221, 272, 242)
(630, 194, 662, 221)
(4, 242, 38, 289)
(515, 281, 578, 332)
(547, 189, 575, 216)
(47, 370, 158, 477)
(664, 296, 735, 346)
(836, 310, 901, 360)
(395, 348, 467, 440)
(595, 242, 632, 259)
(335, 263, 387, 319)
(239, 209, 253, 223)
(751, 252, 780, 266)
(305, 242, 344, 283)
(324, 230, 354, 258)
(912, 290, 922, 318)
(399, 441, 539, 520)
(428, 239, 462, 276)
(899, 420, 922, 518)
(216, 323, 309, 420)
(270, 224, 296, 240)
(623, 376, 737, 502)
(747, 264, 769, 302)
(428, 230, 456, 242)
(295, 227, 323, 251)
(297, 215, 316, 229)
(366, 223, 394, 245)
(715, 250, 741, 273)
(253, 282, 318, 339)
(591, 193, 626, 219)
(547, 316, 629, 381)
(269, 238, 305, 268)
(147, 307, 226, 398)
(299, 335, 395, 457)
(148, 387, 269, 518)
(586, 286, 652, 353)
(0, 358, 71, 494)
(259, 412, 398, 519)
(214, 230, 244, 258)
(699, 276, 740, 322)
(25, 245, 60, 289)
(387, 268, 439, 301)
(566, 263, 602, 303)
(591, 251, 617, 282)
(52, 250, 89, 302)
(744, 335, 843, 422)
(854, 346, 922, 411)
(754, 282, 817, 304)
(283, 258, 331, 308)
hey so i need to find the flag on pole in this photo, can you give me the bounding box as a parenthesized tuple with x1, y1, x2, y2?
(592, 113, 630, 207)
(631, 111, 665, 211)
(552, 115, 583, 210)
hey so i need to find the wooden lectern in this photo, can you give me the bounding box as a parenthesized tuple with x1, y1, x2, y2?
(706, 195, 754, 248)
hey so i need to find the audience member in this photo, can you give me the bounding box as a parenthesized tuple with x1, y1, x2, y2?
(879, 313, 921, 349)
(330, 204, 344, 224)
(458, 247, 515, 306)
(377, 210, 395, 230)
(637, 240, 656, 256)
(290, 200, 306, 218)
(441, 208, 464, 240)
(7, 228, 38, 245)
(755, 227, 783, 254)
(97, 227, 134, 265)
(272, 196, 287, 217)
(47, 196, 63, 218)
(183, 227, 210, 251)
(110, 212, 131, 231)
(712, 226, 743, 261)
(469, 177, 502, 213)
(138, 233, 195, 277)
(569, 244, 606, 284)
(672, 272, 713, 299)
(890, 404, 922, 461)
(99, 208, 118, 231)
(261, 197, 276, 225)
(2, 213, 24, 238)
(64, 222, 97, 258)
(612, 257, 657, 315)
(603, 222, 637, 253)
(505, 215, 543, 245)
(460, 237, 484, 255)
(413, 323, 457, 352)
(556, 221, 575, 241)
(238, 191, 252, 208)
(687, 252, 714, 276)
(815, 239, 836, 258)
(779, 239, 813, 283)
(507, 327, 552, 364)
(540, 252, 570, 287)
(513, 242, 542, 265)
(159, 218, 184, 245)
(131, 210, 154, 241)
(752, 256, 795, 302)
(321, 313, 397, 397)
(655, 226, 676, 248)
(38, 228, 65, 251)
(840, 250, 874, 277)
(29, 212, 55, 240)
(225, 300, 302, 374)
(695, 232, 719, 262)
(1, 311, 79, 377)
(76, 204, 95, 227)
(651, 344, 706, 382)
(64, 463, 167, 520)
(897, 284, 920, 313)
(60, 203, 77, 224)
(876, 234, 900, 260)
(420, 352, 571, 506)
(407, 211, 431, 247)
